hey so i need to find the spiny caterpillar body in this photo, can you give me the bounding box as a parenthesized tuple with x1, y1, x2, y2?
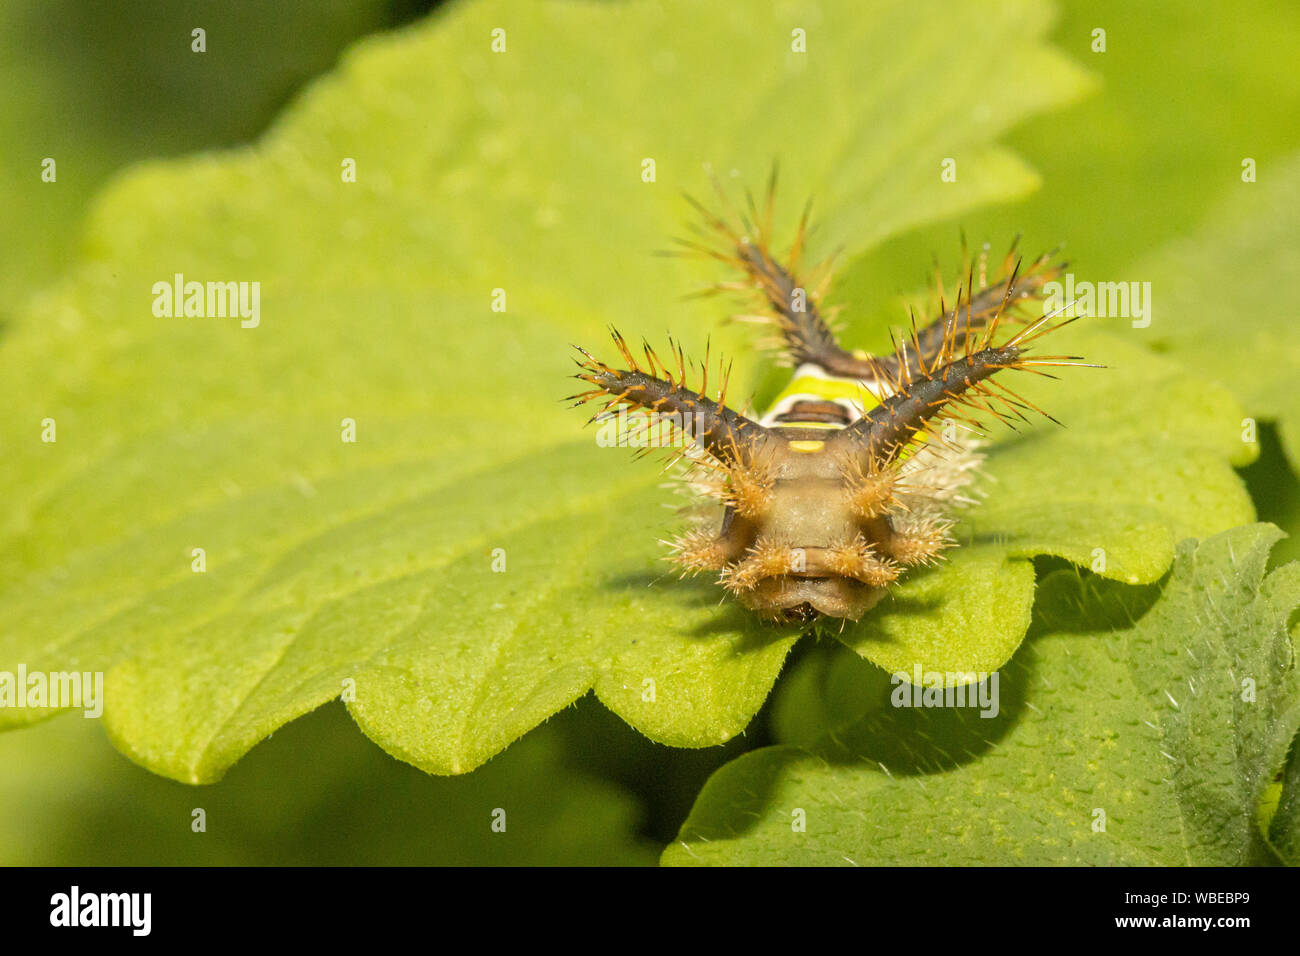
(570, 172, 1096, 625)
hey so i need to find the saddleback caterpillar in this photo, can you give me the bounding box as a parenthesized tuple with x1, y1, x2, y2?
(570, 172, 1096, 624)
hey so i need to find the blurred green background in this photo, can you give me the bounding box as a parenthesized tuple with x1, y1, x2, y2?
(2, 0, 1297, 864)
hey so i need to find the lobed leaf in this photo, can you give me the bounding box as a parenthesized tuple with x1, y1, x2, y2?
(13, 0, 1236, 783)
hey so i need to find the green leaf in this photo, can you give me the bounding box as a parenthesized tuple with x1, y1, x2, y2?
(0, 702, 657, 865)
(0, 0, 1100, 781)
(665, 524, 1300, 865)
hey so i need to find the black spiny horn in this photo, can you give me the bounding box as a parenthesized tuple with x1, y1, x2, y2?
(569, 328, 776, 468)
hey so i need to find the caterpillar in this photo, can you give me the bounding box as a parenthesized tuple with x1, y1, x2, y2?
(570, 171, 1095, 625)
